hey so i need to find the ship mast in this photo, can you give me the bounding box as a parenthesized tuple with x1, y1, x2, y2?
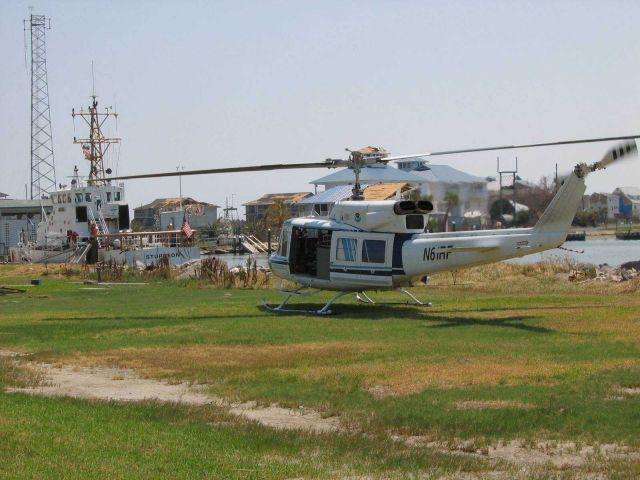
(72, 95, 120, 185)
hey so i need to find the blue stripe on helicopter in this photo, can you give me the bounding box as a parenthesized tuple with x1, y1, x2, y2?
(330, 267, 394, 277)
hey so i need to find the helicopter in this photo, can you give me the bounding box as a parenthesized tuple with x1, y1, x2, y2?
(105, 135, 639, 314)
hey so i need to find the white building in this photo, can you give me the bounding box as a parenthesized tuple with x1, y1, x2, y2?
(607, 194, 620, 219)
(396, 159, 489, 225)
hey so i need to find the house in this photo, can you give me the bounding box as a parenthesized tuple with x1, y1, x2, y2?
(613, 187, 640, 219)
(243, 192, 312, 224)
(396, 159, 489, 226)
(159, 205, 219, 232)
(132, 197, 217, 230)
(297, 182, 413, 217)
(0, 198, 53, 256)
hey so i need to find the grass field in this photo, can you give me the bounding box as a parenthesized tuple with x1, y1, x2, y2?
(1, 262, 639, 479)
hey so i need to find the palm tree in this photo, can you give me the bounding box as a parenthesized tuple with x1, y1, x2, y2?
(263, 199, 291, 236)
(442, 192, 460, 232)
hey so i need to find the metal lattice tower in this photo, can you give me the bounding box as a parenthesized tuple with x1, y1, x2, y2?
(26, 14, 56, 199)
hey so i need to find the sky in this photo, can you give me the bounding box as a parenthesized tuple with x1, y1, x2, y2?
(1, 0, 639, 214)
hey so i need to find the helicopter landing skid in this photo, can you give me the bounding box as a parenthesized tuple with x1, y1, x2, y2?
(356, 288, 433, 307)
(261, 290, 351, 315)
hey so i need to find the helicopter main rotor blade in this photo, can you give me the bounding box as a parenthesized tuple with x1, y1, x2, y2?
(105, 161, 346, 181)
(103, 134, 640, 181)
(385, 134, 640, 161)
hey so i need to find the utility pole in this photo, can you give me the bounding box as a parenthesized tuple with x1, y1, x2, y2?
(497, 157, 518, 225)
(25, 13, 56, 199)
(176, 166, 184, 210)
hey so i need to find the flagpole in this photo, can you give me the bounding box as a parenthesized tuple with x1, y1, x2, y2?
(176, 166, 184, 211)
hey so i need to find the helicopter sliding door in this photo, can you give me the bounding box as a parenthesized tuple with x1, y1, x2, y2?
(330, 232, 394, 288)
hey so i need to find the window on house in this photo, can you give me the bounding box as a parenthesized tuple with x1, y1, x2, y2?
(362, 240, 386, 263)
(336, 238, 357, 262)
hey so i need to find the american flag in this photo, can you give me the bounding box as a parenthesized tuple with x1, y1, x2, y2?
(82, 144, 91, 160)
(181, 217, 194, 239)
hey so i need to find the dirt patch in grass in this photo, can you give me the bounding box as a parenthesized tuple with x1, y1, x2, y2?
(397, 436, 640, 469)
(6, 361, 342, 433)
(453, 400, 536, 410)
(614, 386, 640, 397)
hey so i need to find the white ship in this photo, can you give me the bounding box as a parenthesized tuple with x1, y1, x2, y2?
(14, 96, 200, 266)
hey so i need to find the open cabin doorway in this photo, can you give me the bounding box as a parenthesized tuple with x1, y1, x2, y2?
(289, 227, 332, 280)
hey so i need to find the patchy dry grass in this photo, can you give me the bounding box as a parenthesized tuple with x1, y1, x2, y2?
(0, 357, 43, 389)
(60, 341, 376, 380)
(2, 260, 640, 478)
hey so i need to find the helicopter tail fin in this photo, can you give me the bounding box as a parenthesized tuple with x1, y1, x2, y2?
(533, 140, 637, 240)
(532, 171, 586, 240)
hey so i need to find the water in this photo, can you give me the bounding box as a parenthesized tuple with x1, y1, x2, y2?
(510, 239, 639, 266)
(207, 240, 638, 269)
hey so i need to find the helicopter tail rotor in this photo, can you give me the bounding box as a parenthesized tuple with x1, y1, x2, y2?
(575, 140, 637, 178)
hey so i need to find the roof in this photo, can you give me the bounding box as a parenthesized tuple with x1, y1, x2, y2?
(311, 165, 425, 186)
(486, 176, 537, 192)
(135, 197, 216, 210)
(298, 185, 354, 205)
(0, 199, 53, 210)
(243, 192, 312, 206)
(614, 186, 640, 198)
(357, 146, 388, 156)
(363, 182, 411, 200)
(407, 163, 487, 184)
(299, 183, 411, 205)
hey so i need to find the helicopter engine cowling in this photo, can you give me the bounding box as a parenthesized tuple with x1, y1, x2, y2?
(393, 201, 416, 215)
(329, 200, 428, 233)
(415, 200, 434, 214)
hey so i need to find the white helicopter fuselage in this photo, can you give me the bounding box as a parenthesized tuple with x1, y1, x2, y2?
(269, 167, 586, 291)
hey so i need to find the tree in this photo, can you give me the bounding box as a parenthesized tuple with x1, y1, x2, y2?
(263, 199, 291, 238)
(442, 192, 460, 231)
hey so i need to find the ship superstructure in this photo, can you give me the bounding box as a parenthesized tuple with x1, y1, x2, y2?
(15, 95, 199, 265)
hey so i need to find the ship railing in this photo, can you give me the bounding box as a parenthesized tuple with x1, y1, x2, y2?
(96, 229, 198, 250)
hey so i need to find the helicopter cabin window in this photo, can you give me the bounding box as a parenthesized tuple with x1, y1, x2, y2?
(406, 214, 424, 230)
(106, 192, 112, 202)
(336, 238, 358, 262)
(75, 193, 83, 204)
(85, 193, 92, 202)
(362, 240, 386, 263)
(114, 192, 121, 201)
